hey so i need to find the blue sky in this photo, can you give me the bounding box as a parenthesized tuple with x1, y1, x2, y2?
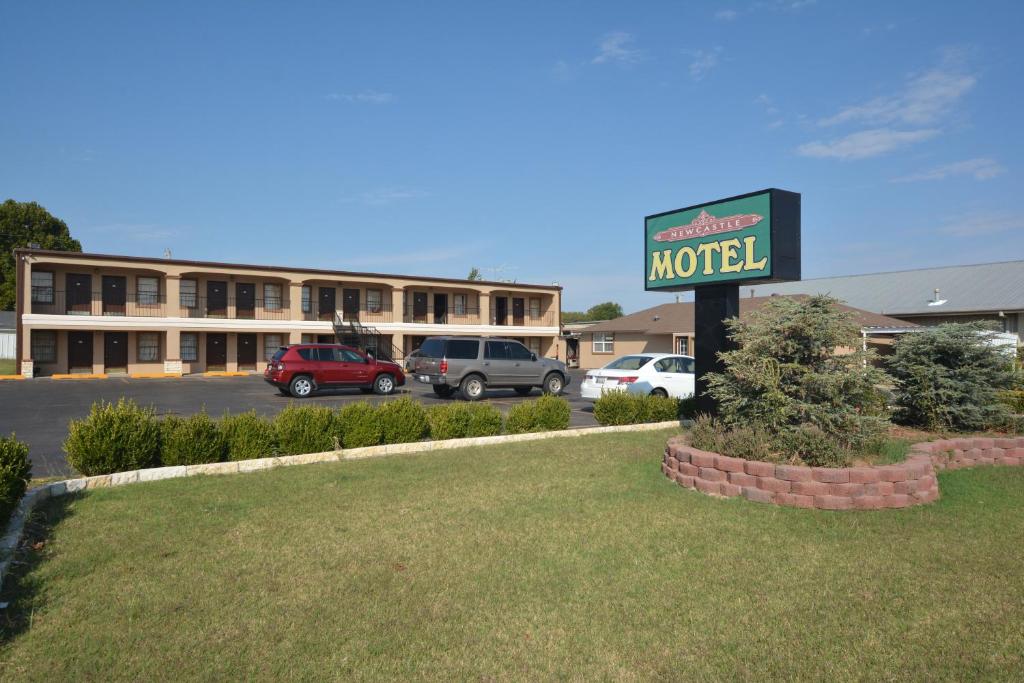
(2, 1, 1021, 312)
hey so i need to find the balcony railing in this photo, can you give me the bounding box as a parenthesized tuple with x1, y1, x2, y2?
(402, 305, 481, 325)
(488, 310, 557, 327)
(302, 302, 395, 323)
(31, 290, 168, 317)
(178, 296, 292, 320)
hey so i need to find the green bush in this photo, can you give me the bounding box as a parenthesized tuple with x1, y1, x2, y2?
(0, 434, 31, 526)
(998, 390, 1024, 415)
(275, 405, 340, 455)
(689, 415, 777, 463)
(337, 402, 382, 448)
(161, 412, 227, 466)
(505, 395, 571, 434)
(887, 323, 1017, 431)
(593, 391, 681, 426)
(427, 403, 503, 440)
(221, 411, 278, 461)
(678, 395, 698, 419)
(778, 424, 848, 468)
(377, 397, 428, 444)
(64, 399, 162, 475)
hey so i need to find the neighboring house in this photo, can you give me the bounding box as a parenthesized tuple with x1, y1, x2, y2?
(740, 260, 1024, 343)
(576, 295, 914, 370)
(14, 249, 562, 377)
(0, 311, 15, 360)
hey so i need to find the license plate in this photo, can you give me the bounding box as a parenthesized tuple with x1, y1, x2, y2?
(417, 375, 431, 383)
(595, 377, 605, 384)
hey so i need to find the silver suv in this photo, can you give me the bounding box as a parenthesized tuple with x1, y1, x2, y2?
(411, 336, 570, 400)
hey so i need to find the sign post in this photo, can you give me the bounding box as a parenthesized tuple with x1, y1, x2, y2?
(645, 189, 800, 415)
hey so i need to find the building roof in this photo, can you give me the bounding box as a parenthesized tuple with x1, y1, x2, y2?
(14, 248, 562, 292)
(0, 311, 15, 332)
(739, 260, 1024, 316)
(583, 295, 914, 335)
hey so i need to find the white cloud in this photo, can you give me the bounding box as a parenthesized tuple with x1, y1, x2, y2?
(688, 48, 722, 81)
(819, 59, 975, 127)
(937, 211, 1024, 237)
(592, 32, 642, 65)
(715, 9, 738, 21)
(342, 188, 431, 205)
(797, 128, 939, 160)
(892, 158, 1006, 183)
(326, 91, 395, 104)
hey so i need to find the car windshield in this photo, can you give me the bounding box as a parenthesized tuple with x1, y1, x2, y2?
(604, 355, 653, 371)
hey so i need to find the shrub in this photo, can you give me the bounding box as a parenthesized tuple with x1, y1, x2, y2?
(427, 403, 503, 440)
(887, 323, 1017, 431)
(777, 424, 848, 468)
(689, 415, 777, 463)
(161, 412, 227, 466)
(0, 434, 31, 526)
(221, 411, 278, 461)
(505, 395, 571, 434)
(64, 399, 162, 475)
(593, 391, 682, 426)
(705, 295, 891, 457)
(337, 402, 382, 449)
(275, 405, 340, 455)
(377, 397, 428, 444)
(997, 390, 1024, 415)
(678, 395, 698, 420)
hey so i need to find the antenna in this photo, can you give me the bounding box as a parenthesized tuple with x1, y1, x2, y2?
(164, 248, 173, 259)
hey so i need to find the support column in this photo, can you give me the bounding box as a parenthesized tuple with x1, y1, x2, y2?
(288, 330, 303, 344)
(391, 332, 405, 360)
(694, 284, 739, 416)
(165, 328, 182, 375)
(391, 286, 405, 324)
(289, 282, 305, 321)
(478, 291, 491, 326)
(226, 333, 238, 372)
(92, 331, 105, 375)
(165, 275, 180, 317)
(20, 325, 33, 377)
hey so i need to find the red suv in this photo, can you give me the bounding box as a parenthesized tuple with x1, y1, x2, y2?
(263, 344, 405, 398)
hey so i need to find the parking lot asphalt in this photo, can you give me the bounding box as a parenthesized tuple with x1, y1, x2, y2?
(0, 369, 594, 478)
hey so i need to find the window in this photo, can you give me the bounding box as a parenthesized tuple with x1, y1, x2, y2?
(484, 341, 509, 360)
(138, 332, 160, 361)
(31, 330, 56, 363)
(446, 339, 480, 359)
(508, 342, 533, 360)
(31, 272, 54, 304)
(264, 334, 282, 361)
(340, 349, 367, 363)
(301, 334, 315, 344)
(137, 277, 159, 305)
(301, 286, 312, 314)
(678, 356, 695, 373)
(529, 298, 541, 318)
(593, 333, 614, 354)
(180, 279, 198, 308)
(367, 289, 382, 313)
(454, 294, 467, 316)
(263, 284, 282, 311)
(181, 333, 198, 362)
(528, 338, 541, 356)
(605, 355, 650, 370)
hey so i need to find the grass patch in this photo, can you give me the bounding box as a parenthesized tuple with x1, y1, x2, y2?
(0, 359, 16, 376)
(2, 428, 1024, 680)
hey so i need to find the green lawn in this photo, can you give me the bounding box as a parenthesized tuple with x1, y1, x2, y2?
(2, 428, 1024, 681)
(0, 359, 16, 376)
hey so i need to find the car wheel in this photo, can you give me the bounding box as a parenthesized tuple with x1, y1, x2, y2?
(432, 384, 454, 398)
(514, 387, 532, 396)
(542, 372, 564, 396)
(289, 375, 314, 398)
(651, 388, 668, 398)
(374, 373, 396, 395)
(459, 374, 486, 401)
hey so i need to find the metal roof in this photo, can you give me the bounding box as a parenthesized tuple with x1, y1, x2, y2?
(741, 260, 1024, 316)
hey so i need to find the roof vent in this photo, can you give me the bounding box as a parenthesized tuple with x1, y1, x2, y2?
(653, 315, 661, 321)
(928, 288, 947, 307)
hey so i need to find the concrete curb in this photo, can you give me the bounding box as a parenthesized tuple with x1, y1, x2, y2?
(0, 420, 682, 591)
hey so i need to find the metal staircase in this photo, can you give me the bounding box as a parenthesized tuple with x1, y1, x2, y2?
(332, 312, 404, 363)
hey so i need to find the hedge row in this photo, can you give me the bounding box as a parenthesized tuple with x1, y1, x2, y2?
(64, 396, 574, 476)
(592, 391, 691, 426)
(0, 434, 32, 530)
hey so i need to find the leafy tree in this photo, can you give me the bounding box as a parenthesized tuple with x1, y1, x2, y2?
(467, 267, 482, 281)
(0, 200, 82, 310)
(887, 322, 1017, 432)
(561, 301, 623, 324)
(705, 295, 890, 456)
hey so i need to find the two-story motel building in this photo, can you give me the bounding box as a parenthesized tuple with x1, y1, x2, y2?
(13, 249, 562, 377)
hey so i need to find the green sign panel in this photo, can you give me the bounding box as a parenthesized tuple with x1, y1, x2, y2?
(644, 189, 800, 291)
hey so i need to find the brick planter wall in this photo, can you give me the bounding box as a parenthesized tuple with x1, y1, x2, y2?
(662, 436, 1024, 511)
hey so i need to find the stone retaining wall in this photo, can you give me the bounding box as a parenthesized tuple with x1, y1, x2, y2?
(662, 436, 1024, 510)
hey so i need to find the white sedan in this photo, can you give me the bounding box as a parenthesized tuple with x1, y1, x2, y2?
(580, 353, 695, 401)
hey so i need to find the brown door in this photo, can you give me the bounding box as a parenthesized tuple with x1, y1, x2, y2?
(206, 333, 227, 370)
(66, 273, 93, 315)
(494, 297, 508, 326)
(237, 333, 257, 368)
(68, 331, 93, 370)
(207, 281, 227, 317)
(104, 332, 128, 371)
(316, 334, 335, 344)
(343, 288, 360, 322)
(236, 283, 255, 319)
(319, 287, 336, 321)
(512, 298, 525, 326)
(412, 292, 428, 323)
(433, 293, 448, 324)
(102, 276, 126, 315)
